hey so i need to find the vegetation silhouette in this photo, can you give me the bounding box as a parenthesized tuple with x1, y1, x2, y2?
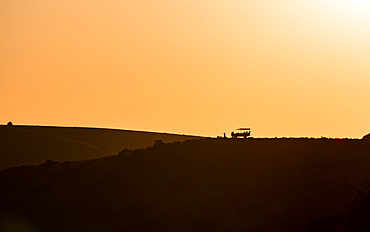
(1, 137, 370, 231)
(295, 183, 370, 232)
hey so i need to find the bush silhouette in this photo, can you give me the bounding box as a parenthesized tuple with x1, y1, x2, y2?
(362, 133, 370, 140)
(297, 184, 370, 232)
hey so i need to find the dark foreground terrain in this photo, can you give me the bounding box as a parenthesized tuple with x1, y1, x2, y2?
(1, 138, 370, 232)
(0, 125, 199, 170)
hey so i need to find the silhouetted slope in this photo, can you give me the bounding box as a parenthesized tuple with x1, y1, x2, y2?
(11, 125, 198, 151)
(0, 125, 200, 170)
(0, 126, 109, 171)
(0, 138, 369, 232)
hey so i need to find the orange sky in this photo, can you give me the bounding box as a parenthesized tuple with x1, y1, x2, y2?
(1, 0, 369, 138)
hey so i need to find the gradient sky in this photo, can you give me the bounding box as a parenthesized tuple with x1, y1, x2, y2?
(1, 0, 370, 137)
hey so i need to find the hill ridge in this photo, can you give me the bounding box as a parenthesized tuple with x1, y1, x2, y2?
(0, 125, 200, 170)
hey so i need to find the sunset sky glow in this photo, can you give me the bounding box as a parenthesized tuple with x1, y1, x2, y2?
(1, 0, 369, 137)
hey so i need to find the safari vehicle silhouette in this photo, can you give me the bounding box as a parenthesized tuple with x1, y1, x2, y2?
(231, 128, 251, 138)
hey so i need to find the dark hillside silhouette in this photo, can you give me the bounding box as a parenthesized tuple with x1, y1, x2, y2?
(1, 138, 370, 232)
(363, 133, 370, 140)
(0, 125, 200, 170)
